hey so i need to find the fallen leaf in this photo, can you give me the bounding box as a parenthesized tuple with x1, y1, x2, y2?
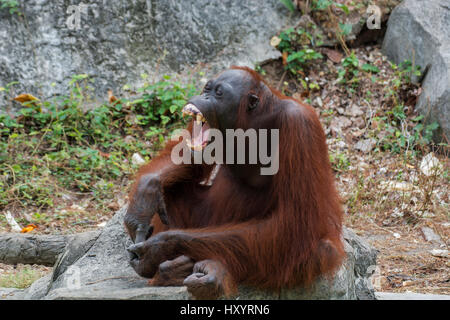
(13, 93, 39, 104)
(21, 224, 38, 233)
(108, 89, 119, 106)
(99, 151, 110, 158)
(323, 48, 343, 63)
(282, 51, 288, 66)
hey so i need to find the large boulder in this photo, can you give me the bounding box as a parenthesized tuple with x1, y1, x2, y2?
(0, 0, 290, 107)
(1, 206, 378, 300)
(382, 0, 450, 141)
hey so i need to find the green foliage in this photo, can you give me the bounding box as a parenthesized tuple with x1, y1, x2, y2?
(279, 0, 296, 13)
(286, 48, 323, 72)
(362, 63, 380, 74)
(337, 51, 360, 86)
(337, 53, 380, 88)
(374, 61, 441, 156)
(254, 65, 267, 76)
(276, 27, 323, 76)
(0, 74, 199, 210)
(330, 151, 350, 172)
(0, 265, 46, 289)
(338, 22, 352, 36)
(313, 0, 333, 10)
(390, 60, 422, 84)
(0, 0, 20, 15)
(376, 108, 440, 156)
(312, 0, 349, 14)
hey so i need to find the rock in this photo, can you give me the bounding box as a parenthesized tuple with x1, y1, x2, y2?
(45, 286, 190, 300)
(352, 117, 365, 129)
(2, 207, 377, 300)
(329, 116, 352, 135)
(0, 231, 99, 266)
(380, 181, 414, 192)
(131, 153, 145, 166)
(346, 104, 364, 117)
(375, 292, 450, 300)
(0, 233, 69, 266)
(419, 153, 442, 176)
(0, 287, 26, 300)
(429, 249, 448, 258)
(354, 138, 377, 153)
(383, 0, 450, 141)
(420, 227, 443, 245)
(0, 0, 291, 108)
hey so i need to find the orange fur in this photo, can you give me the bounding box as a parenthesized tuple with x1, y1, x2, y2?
(129, 66, 345, 292)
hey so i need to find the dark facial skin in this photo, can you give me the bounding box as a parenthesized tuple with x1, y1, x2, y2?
(188, 69, 253, 133)
(188, 69, 275, 188)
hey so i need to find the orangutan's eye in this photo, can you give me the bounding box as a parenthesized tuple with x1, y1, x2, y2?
(203, 81, 213, 92)
(215, 85, 223, 97)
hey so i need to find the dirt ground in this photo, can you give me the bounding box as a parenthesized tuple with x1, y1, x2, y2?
(260, 44, 449, 295)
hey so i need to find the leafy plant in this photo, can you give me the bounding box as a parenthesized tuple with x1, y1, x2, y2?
(276, 27, 323, 76)
(362, 63, 380, 74)
(0, 0, 20, 15)
(337, 51, 360, 86)
(391, 60, 422, 84)
(330, 151, 350, 172)
(373, 61, 442, 156)
(279, 0, 296, 13)
(0, 73, 200, 211)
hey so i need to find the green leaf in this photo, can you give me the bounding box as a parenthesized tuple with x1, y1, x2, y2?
(315, 0, 333, 10)
(169, 105, 178, 113)
(336, 3, 349, 14)
(339, 23, 352, 36)
(362, 63, 380, 73)
(279, 0, 296, 13)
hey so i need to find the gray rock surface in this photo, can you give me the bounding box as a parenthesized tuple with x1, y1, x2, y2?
(0, 233, 69, 266)
(0, 0, 290, 107)
(383, 0, 450, 141)
(375, 292, 450, 300)
(0, 206, 378, 300)
(0, 231, 99, 266)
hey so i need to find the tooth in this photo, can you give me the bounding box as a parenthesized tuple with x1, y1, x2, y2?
(196, 114, 202, 124)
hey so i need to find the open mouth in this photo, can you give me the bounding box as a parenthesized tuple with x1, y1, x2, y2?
(182, 103, 211, 151)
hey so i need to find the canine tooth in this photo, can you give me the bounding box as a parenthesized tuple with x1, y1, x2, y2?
(186, 141, 202, 151)
(196, 114, 202, 124)
(193, 144, 203, 151)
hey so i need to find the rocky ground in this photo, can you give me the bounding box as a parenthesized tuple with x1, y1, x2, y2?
(260, 44, 449, 295)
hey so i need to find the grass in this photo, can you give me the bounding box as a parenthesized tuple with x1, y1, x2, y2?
(0, 73, 200, 232)
(0, 264, 49, 288)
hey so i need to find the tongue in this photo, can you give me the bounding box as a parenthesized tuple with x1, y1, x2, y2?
(192, 122, 210, 147)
